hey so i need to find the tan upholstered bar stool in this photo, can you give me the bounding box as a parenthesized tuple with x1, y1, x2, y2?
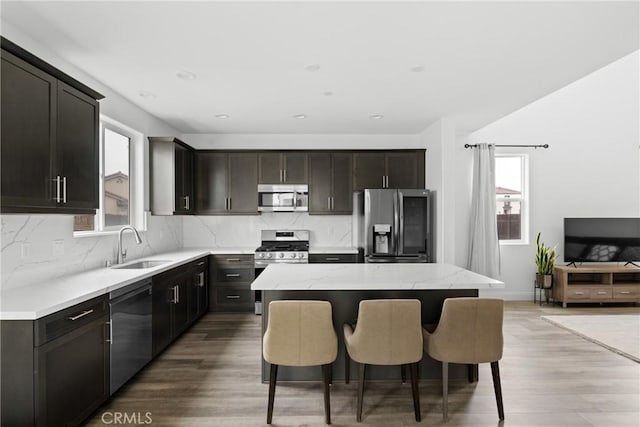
(423, 297, 505, 421)
(263, 300, 338, 424)
(343, 299, 423, 422)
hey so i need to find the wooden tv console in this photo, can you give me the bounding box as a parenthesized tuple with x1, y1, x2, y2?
(553, 265, 640, 308)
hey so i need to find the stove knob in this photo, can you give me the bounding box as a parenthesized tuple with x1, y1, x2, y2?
(290, 253, 297, 258)
(278, 253, 284, 258)
(257, 253, 263, 258)
(266, 253, 272, 259)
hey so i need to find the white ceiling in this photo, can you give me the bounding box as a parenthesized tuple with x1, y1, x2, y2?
(2, 1, 638, 135)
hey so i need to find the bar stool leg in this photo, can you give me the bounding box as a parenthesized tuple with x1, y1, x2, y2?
(442, 361, 449, 421)
(322, 364, 332, 424)
(409, 362, 421, 422)
(267, 363, 278, 424)
(491, 361, 505, 420)
(345, 349, 350, 384)
(401, 364, 407, 383)
(357, 363, 366, 422)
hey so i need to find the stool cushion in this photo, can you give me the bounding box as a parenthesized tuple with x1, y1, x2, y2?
(263, 300, 338, 366)
(344, 299, 423, 365)
(423, 297, 503, 364)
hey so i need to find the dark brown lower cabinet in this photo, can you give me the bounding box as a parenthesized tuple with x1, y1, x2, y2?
(1, 295, 109, 426)
(309, 253, 359, 263)
(153, 257, 210, 357)
(210, 254, 255, 312)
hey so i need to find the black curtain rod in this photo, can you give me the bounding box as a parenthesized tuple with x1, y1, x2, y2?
(464, 143, 549, 149)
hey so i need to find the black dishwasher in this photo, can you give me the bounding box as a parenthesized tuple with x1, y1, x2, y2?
(109, 279, 152, 394)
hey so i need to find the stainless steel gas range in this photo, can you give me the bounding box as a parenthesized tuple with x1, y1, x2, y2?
(254, 229, 309, 314)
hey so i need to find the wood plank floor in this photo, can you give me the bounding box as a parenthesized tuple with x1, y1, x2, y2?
(85, 302, 640, 426)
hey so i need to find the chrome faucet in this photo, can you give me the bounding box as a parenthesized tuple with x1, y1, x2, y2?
(117, 225, 142, 264)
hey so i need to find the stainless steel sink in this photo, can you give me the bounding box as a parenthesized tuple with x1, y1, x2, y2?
(112, 260, 171, 269)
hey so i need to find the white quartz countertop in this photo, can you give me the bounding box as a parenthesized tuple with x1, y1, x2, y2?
(0, 248, 234, 320)
(308, 247, 359, 254)
(251, 263, 504, 291)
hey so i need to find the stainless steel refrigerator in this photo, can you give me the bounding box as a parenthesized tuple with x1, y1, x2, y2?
(353, 189, 434, 263)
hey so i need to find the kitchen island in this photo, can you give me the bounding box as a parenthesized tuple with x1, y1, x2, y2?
(251, 263, 504, 382)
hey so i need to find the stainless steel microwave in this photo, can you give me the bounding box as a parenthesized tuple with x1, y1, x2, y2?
(258, 184, 308, 212)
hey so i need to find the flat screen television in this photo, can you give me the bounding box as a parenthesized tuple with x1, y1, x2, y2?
(564, 218, 640, 263)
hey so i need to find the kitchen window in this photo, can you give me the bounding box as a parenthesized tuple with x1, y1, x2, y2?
(496, 154, 529, 244)
(74, 117, 145, 235)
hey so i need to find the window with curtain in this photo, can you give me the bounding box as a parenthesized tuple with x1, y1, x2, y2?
(495, 154, 528, 243)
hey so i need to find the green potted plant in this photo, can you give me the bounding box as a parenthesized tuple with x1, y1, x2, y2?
(535, 232, 557, 289)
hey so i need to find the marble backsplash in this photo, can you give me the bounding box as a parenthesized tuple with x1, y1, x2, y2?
(1, 213, 183, 290)
(183, 213, 353, 249)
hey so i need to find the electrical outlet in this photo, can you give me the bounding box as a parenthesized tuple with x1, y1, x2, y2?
(21, 242, 32, 260)
(52, 240, 64, 257)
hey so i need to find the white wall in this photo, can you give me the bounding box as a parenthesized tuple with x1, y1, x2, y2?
(0, 23, 184, 290)
(470, 50, 640, 299)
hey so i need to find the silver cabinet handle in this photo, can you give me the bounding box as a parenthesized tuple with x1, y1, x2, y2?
(279, 169, 283, 183)
(331, 196, 334, 210)
(171, 285, 180, 303)
(62, 176, 67, 203)
(226, 258, 241, 262)
(619, 291, 631, 295)
(328, 197, 331, 210)
(226, 295, 241, 299)
(52, 176, 61, 202)
(326, 257, 340, 261)
(283, 169, 287, 182)
(196, 272, 205, 287)
(574, 292, 584, 295)
(382, 175, 385, 188)
(226, 273, 241, 278)
(596, 291, 608, 295)
(228, 197, 232, 210)
(184, 196, 190, 210)
(105, 321, 112, 343)
(67, 309, 94, 321)
(197, 261, 205, 266)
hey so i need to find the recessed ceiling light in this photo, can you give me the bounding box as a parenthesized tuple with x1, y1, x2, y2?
(138, 91, 156, 99)
(411, 65, 425, 72)
(370, 114, 384, 120)
(324, 91, 334, 96)
(215, 114, 230, 119)
(176, 70, 197, 80)
(305, 64, 321, 72)
(293, 114, 307, 119)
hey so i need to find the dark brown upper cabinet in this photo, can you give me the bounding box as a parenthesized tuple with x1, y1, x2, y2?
(1, 45, 101, 214)
(308, 152, 353, 214)
(195, 151, 258, 214)
(353, 150, 425, 191)
(258, 152, 307, 184)
(149, 137, 195, 215)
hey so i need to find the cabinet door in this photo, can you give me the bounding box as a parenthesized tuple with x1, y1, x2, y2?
(152, 278, 173, 356)
(308, 153, 332, 214)
(174, 144, 193, 214)
(331, 152, 353, 213)
(258, 152, 282, 184)
(36, 316, 109, 426)
(172, 278, 190, 335)
(56, 82, 99, 211)
(282, 152, 307, 183)
(386, 151, 421, 189)
(1, 50, 56, 211)
(195, 152, 228, 213)
(228, 152, 258, 213)
(353, 152, 385, 191)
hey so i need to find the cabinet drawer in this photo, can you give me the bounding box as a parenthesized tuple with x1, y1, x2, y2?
(589, 288, 613, 300)
(211, 254, 254, 266)
(215, 267, 254, 283)
(613, 286, 639, 299)
(35, 295, 108, 346)
(309, 253, 358, 263)
(213, 285, 254, 311)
